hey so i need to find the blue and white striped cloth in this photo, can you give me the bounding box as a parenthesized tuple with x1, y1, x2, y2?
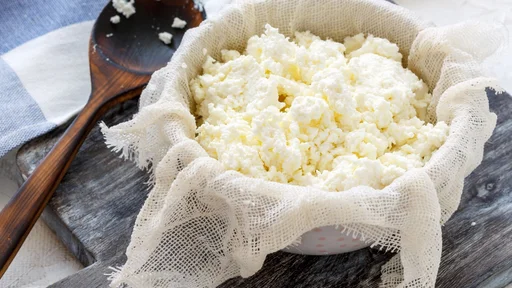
(0, 0, 107, 157)
(0, 0, 230, 158)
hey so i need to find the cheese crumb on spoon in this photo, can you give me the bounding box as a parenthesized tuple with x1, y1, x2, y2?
(112, 0, 136, 18)
(171, 17, 187, 29)
(110, 15, 121, 24)
(158, 32, 173, 45)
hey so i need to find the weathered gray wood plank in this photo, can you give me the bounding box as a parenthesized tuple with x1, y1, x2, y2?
(49, 256, 125, 288)
(17, 99, 150, 268)
(17, 90, 512, 288)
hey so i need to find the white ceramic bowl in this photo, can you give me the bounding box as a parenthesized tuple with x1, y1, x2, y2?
(283, 226, 370, 255)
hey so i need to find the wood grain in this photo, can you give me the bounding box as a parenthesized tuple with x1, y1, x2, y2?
(0, 50, 148, 276)
(18, 99, 149, 269)
(16, 90, 512, 287)
(0, 0, 204, 276)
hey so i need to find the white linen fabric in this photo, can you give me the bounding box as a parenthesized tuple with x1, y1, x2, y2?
(0, 0, 105, 158)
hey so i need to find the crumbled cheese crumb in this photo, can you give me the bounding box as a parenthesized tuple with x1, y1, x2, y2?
(192, 25, 450, 192)
(112, 0, 136, 18)
(106, 33, 114, 38)
(194, 1, 204, 12)
(202, 48, 208, 55)
(158, 32, 173, 45)
(110, 15, 121, 24)
(171, 17, 187, 29)
(181, 63, 188, 69)
(471, 222, 476, 226)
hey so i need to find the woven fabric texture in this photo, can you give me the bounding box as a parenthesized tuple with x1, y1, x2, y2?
(102, 0, 502, 287)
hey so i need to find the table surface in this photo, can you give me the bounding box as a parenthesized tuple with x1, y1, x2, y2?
(15, 88, 512, 288)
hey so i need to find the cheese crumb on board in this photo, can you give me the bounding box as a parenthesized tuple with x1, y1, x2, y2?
(192, 24, 450, 192)
(110, 15, 121, 24)
(158, 32, 173, 44)
(171, 17, 187, 29)
(112, 0, 136, 18)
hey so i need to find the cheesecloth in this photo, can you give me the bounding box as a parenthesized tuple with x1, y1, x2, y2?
(101, 0, 503, 287)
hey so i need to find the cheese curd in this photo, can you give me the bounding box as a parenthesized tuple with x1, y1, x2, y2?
(191, 24, 449, 191)
(112, 0, 135, 18)
(171, 17, 187, 29)
(158, 32, 173, 45)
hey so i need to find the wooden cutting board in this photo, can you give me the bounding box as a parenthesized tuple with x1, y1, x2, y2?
(15, 88, 512, 288)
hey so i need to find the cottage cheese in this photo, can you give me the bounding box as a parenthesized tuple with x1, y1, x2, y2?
(110, 15, 121, 24)
(158, 32, 173, 45)
(112, 0, 136, 18)
(192, 24, 449, 191)
(172, 17, 187, 29)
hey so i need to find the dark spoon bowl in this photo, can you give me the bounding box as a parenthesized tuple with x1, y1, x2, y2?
(94, 0, 206, 74)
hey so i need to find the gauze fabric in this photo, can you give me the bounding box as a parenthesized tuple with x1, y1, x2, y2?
(101, 0, 502, 287)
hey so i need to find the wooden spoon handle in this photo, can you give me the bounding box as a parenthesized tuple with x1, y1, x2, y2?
(0, 99, 105, 276)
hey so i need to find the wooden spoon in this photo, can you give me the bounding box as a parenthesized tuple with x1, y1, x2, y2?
(0, 0, 205, 276)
